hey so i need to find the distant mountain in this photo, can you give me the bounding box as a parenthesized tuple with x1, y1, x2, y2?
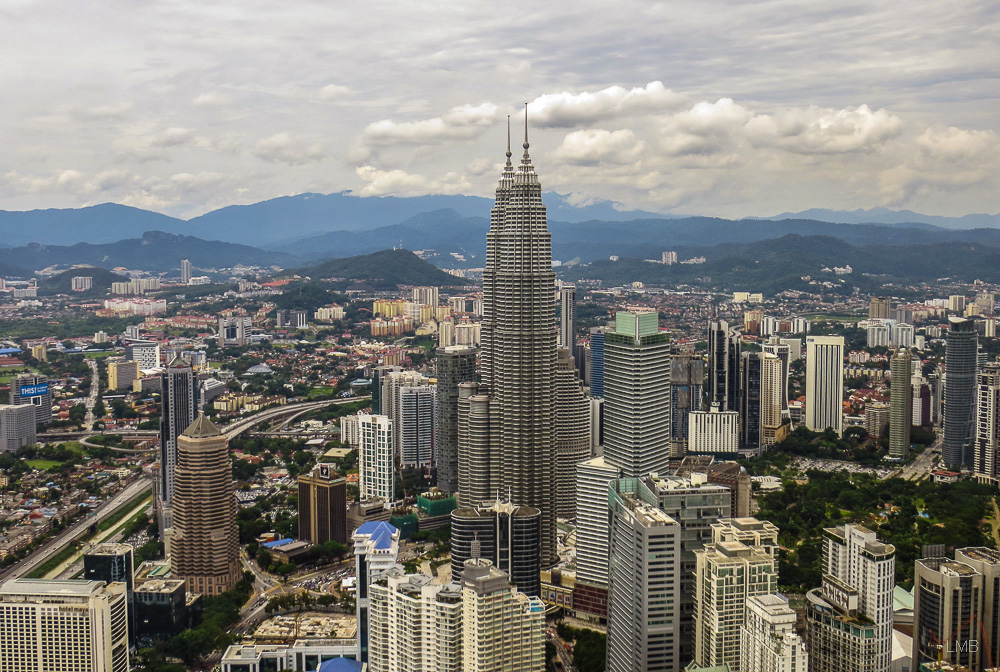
(38, 267, 128, 295)
(0, 203, 186, 247)
(764, 207, 1000, 229)
(0, 231, 294, 275)
(298, 249, 464, 289)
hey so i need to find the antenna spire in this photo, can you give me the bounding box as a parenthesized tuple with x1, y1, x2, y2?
(506, 115, 512, 160)
(523, 103, 530, 155)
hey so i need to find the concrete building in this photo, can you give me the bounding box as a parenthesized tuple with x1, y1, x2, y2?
(467, 130, 561, 565)
(806, 525, 895, 672)
(434, 345, 477, 494)
(974, 364, 1000, 486)
(0, 578, 130, 672)
(450, 496, 541, 597)
(950, 295, 968, 313)
(299, 464, 348, 546)
(359, 414, 394, 503)
(893, 323, 915, 348)
(218, 316, 252, 348)
(456, 381, 498, 509)
(953, 547, 1000, 668)
(869, 298, 891, 319)
(867, 324, 891, 348)
(71, 275, 93, 291)
(741, 352, 784, 454)
(671, 351, 705, 450)
(169, 415, 241, 596)
(133, 579, 190, 644)
(461, 558, 545, 672)
(379, 370, 428, 460)
(180, 258, 192, 284)
(83, 543, 135, 645)
(124, 340, 160, 369)
(912, 557, 983, 670)
(558, 284, 577, 352)
(10, 373, 52, 428)
(368, 570, 462, 672)
(944, 317, 979, 469)
(866, 402, 890, 439)
(107, 360, 138, 391)
(890, 349, 913, 460)
(160, 356, 197, 520)
(805, 335, 844, 435)
(555, 346, 591, 518)
(276, 309, 309, 329)
(607, 478, 682, 672)
(355, 521, 401, 665)
(741, 594, 809, 672)
(398, 384, 435, 469)
(762, 336, 791, 411)
(604, 310, 672, 476)
(412, 286, 439, 307)
(709, 320, 742, 412)
(0, 403, 37, 452)
(689, 404, 740, 456)
(573, 455, 620, 618)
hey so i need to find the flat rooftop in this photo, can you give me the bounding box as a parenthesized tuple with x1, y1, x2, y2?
(1, 578, 106, 597)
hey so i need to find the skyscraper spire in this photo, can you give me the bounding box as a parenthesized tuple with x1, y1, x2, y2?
(506, 115, 512, 162)
(523, 103, 530, 157)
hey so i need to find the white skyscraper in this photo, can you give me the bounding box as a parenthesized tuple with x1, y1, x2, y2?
(689, 403, 740, 455)
(558, 284, 577, 351)
(866, 324, 890, 347)
(354, 521, 400, 665)
(805, 335, 844, 435)
(741, 594, 809, 672)
(359, 414, 394, 503)
(575, 455, 621, 589)
(892, 323, 915, 348)
(399, 384, 436, 468)
(0, 578, 130, 672)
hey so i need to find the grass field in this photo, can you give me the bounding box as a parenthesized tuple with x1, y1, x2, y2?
(25, 459, 61, 470)
(307, 387, 337, 399)
(83, 351, 115, 359)
(97, 491, 152, 532)
(0, 369, 30, 384)
(26, 544, 78, 579)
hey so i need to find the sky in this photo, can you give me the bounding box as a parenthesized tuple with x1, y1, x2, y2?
(1, 0, 998, 220)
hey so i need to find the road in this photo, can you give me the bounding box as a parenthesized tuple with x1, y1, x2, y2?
(84, 358, 99, 427)
(896, 435, 942, 481)
(0, 477, 152, 582)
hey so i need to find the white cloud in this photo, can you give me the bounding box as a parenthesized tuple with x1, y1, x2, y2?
(251, 133, 325, 165)
(355, 165, 472, 197)
(746, 104, 904, 154)
(529, 81, 686, 128)
(318, 84, 351, 101)
(192, 92, 233, 107)
(916, 125, 1000, 162)
(554, 129, 645, 165)
(362, 102, 499, 147)
(151, 127, 197, 148)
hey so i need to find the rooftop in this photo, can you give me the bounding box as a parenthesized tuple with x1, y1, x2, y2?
(1, 578, 106, 597)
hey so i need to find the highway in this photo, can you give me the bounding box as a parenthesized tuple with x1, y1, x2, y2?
(0, 477, 152, 582)
(84, 357, 99, 427)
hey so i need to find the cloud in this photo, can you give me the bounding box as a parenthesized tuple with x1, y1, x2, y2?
(916, 125, 1000, 162)
(746, 104, 904, 154)
(529, 81, 686, 128)
(73, 102, 135, 120)
(192, 92, 232, 107)
(362, 102, 499, 146)
(355, 165, 472, 197)
(554, 129, 645, 165)
(251, 133, 325, 165)
(318, 84, 351, 100)
(151, 127, 197, 148)
(659, 98, 754, 155)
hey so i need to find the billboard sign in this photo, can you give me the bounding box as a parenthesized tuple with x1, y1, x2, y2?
(19, 383, 48, 398)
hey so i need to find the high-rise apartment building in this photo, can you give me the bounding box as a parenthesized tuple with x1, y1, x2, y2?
(555, 346, 591, 518)
(359, 414, 394, 503)
(867, 324, 890, 348)
(893, 323, 915, 348)
(298, 464, 348, 545)
(71, 275, 93, 291)
(380, 370, 428, 459)
(124, 340, 160, 368)
(604, 310, 671, 476)
(953, 547, 1000, 668)
(399, 384, 436, 468)
(912, 556, 984, 670)
(107, 360, 138, 391)
(354, 521, 401, 665)
(460, 126, 560, 565)
(0, 404, 37, 452)
(607, 478, 682, 672)
(974, 364, 1000, 485)
(10, 373, 52, 428)
(412, 286, 439, 307)
(460, 558, 545, 672)
(589, 327, 606, 398)
(950, 294, 968, 313)
(890, 349, 913, 459)
(434, 345, 477, 494)
(574, 455, 621, 615)
(558, 284, 577, 352)
(689, 403, 740, 455)
(708, 320, 742, 412)
(218, 316, 252, 348)
(741, 352, 784, 454)
(438, 317, 455, 346)
(0, 578, 130, 672)
(180, 258, 192, 284)
(869, 297, 891, 319)
(671, 351, 705, 449)
(806, 524, 895, 672)
(741, 594, 808, 672)
(369, 570, 462, 672)
(450, 496, 541, 597)
(169, 415, 241, 597)
(160, 356, 197, 526)
(694, 518, 779, 670)
(805, 335, 844, 435)
(944, 317, 979, 468)
(761, 336, 791, 411)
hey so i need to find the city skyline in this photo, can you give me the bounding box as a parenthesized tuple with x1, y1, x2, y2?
(1, 2, 997, 220)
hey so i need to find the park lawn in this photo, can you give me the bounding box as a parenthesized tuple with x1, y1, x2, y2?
(25, 459, 62, 470)
(307, 387, 337, 399)
(0, 369, 30, 384)
(83, 351, 115, 358)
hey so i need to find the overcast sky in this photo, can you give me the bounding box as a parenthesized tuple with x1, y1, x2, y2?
(1, 0, 998, 219)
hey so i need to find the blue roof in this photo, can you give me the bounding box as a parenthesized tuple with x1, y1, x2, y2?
(316, 659, 364, 672)
(263, 538, 295, 549)
(0, 347, 22, 355)
(355, 521, 397, 550)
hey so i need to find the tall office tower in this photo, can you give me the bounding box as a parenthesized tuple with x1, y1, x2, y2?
(298, 464, 348, 545)
(869, 297, 890, 319)
(159, 356, 196, 524)
(805, 335, 844, 435)
(368, 570, 463, 672)
(170, 415, 241, 596)
(399, 384, 436, 468)
(463, 123, 560, 565)
(590, 396, 604, 451)
(604, 310, 671, 476)
(670, 351, 705, 448)
(708, 320, 742, 411)
(741, 594, 809, 672)
(359, 414, 395, 503)
(0, 578, 130, 672)
(974, 364, 1000, 485)
(10, 373, 52, 428)
(275, 309, 309, 329)
(911, 557, 984, 670)
(412, 286, 439, 307)
(354, 521, 401, 665)
(944, 317, 979, 469)
(0, 404, 36, 452)
(574, 455, 621, 617)
(558, 284, 577, 352)
(694, 518, 779, 670)
(555, 346, 591, 518)
(866, 324, 890, 347)
(434, 345, 477, 494)
(124, 340, 160, 368)
(893, 323, 915, 348)
(913, 376, 932, 428)
(460, 558, 546, 672)
(456, 381, 498, 509)
(180, 258, 192, 284)
(607, 478, 682, 672)
(740, 352, 783, 454)
(589, 327, 606, 398)
(371, 365, 401, 415)
(217, 316, 251, 348)
(954, 547, 1000, 668)
(889, 349, 913, 460)
(450, 496, 541, 596)
(761, 336, 791, 411)
(107, 360, 138, 391)
(381, 370, 428, 458)
(806, 524, 895, 672)
(84, 543, 135, 647)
